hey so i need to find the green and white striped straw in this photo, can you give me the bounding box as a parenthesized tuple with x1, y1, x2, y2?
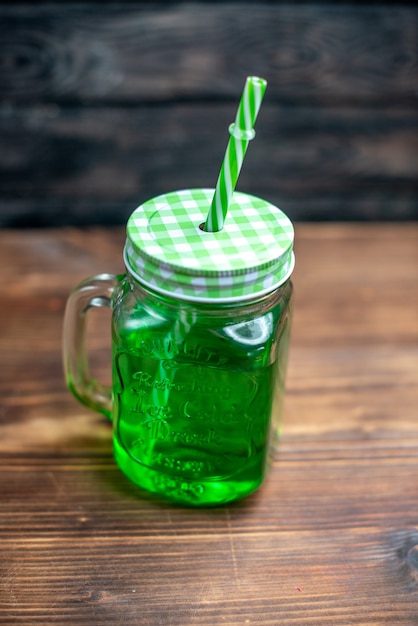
(204, 76, 267, 232)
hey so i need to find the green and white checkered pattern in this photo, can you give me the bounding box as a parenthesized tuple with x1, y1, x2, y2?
(125, 188, 294, 301)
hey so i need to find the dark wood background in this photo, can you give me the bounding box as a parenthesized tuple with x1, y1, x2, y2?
(1, 1, 417, 227)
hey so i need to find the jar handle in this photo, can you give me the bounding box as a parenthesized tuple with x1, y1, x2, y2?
(63, 274, 118, 419)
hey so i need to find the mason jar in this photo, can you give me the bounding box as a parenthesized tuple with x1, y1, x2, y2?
(63, 188, 294, 506)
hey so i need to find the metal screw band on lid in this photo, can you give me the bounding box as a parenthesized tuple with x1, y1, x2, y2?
(125, 188, 294, 302)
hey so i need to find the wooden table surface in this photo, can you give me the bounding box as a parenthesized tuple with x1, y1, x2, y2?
(1, 224, 417, 625)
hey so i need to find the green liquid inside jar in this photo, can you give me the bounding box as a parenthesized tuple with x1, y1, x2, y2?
(112, 282, 292, 506)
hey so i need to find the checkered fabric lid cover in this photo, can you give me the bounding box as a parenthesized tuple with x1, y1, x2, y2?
(125, 188, 294, 301)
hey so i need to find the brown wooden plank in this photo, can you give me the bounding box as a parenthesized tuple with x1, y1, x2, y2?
(1, 4, 417, 105)
(0, 225, 417, 624)
(1, 105, 417, 226)
(0, 477, 417, 624)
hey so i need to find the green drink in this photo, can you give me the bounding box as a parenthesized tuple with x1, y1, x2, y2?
(63, 189, 294, 506)
(63, 78, 295, 506)
(112, 279, 292, 505)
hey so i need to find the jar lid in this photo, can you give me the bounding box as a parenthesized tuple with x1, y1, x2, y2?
(124, 188, 294, 302)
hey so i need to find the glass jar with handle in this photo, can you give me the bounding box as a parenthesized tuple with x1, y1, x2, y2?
(63, 188, 294, 506)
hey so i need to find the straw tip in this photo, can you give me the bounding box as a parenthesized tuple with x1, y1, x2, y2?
(247, 76, 268, 88)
